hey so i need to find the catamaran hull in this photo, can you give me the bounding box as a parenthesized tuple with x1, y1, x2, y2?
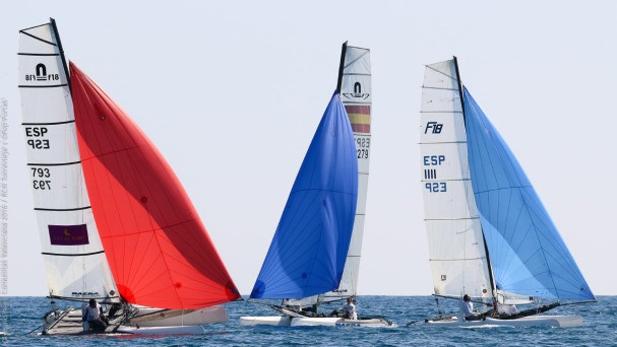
(129, 305, 227, 327)
(427, 315, 583, 328)
(116, 325, 208, 335)
(239, 316, 292, 326)
(239, 316, 393, 328)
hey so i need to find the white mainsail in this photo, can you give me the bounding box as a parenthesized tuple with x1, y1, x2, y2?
(18, 21, 116, 300)
(320, 44, 372, 303)
(419, 59, 493, 300)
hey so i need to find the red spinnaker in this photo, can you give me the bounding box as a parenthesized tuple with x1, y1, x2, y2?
(70, 62, 239, 309)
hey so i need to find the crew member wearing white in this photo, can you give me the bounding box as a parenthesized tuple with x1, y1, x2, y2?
(341, 297, 358, 320)
(459, 294, 484, 321)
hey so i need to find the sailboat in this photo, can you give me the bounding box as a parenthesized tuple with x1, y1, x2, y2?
(419, 57, 595, 328)
(18, 19, 240, 335)
(240, 43, 389, 328)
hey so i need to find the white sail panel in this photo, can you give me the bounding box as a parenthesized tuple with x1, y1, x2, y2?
(419, 59, 492, 300)
(18, 22, 116, 299)
(320, 45, 371, 303)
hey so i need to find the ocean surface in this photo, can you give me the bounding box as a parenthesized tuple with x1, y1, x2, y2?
(0, 296, 615, 346)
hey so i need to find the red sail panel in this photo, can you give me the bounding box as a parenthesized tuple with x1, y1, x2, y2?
(70, 62, 239, 309)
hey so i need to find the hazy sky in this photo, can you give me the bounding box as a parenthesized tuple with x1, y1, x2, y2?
(1, 1, 616, 296)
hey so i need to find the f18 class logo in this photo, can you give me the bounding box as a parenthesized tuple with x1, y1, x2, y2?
(24, 63, 60, 82)
(425, 121, 443, 134)
(343, 82, 370, 100)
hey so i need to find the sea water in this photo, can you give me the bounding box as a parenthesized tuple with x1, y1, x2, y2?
(0, 296, 615, 346)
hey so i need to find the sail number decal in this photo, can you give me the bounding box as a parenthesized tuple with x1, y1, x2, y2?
(24, 63, 60, 82)
(356, 135, 370, 159)
(25, 127, 50, 149)
(31, 167, 52, 190)
(423, 155, 447, 193)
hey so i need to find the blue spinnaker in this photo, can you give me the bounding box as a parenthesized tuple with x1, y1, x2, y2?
(464, 87, 594, 302)
(250, 93, 358, 299)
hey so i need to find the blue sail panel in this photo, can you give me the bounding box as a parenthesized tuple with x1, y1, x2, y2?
(464, 88, 594, 302)
(250, 93, 358, 299)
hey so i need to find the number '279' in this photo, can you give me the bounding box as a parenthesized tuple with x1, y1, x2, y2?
(425, 182, 447, 193)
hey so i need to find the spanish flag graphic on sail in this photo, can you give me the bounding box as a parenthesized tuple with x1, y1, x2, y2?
(345, 105, 370, 133)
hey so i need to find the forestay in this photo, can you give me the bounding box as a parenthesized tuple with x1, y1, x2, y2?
(18, 21, 117, 300)
(319, 44, 372, 304)
(463, 88, 594, 303)
(419, 60, 493, 300)
(250, 94, 358, 300)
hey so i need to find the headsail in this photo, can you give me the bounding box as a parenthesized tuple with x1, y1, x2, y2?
(70, 63, 240, 310)
(419, 59, 493, 300)
(249, 93, 358, 300)
(18, 20, 117, 300)
(463, 88, 594, 303)
(319, 43, 372, 303)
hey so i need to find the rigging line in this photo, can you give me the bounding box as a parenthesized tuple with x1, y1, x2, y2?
(42, 250, 104, 257)
(19, 30, 57, 46)
(421, 86, 459, 91)
(425, 64, 457, 81)
(420, 110, 463, 114)
(22, 119, 74, 126)
(18, 52, 61, 56)
(343, 50, 368, 69)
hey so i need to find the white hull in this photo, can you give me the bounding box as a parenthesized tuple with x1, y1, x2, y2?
(427, 315, 583, 328)
(129, 305, 227, 326)
(116, 325, 208, 335)
(239, 316, 292, 326)
(239, 316, 393, 328)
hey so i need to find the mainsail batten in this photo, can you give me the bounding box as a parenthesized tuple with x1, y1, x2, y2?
(18, 21, 117, 299)
(70, 63, 240, 309)
(250, 93, 358, 300)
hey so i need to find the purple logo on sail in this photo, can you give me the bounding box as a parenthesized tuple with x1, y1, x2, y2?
(48, 224, 89, 245)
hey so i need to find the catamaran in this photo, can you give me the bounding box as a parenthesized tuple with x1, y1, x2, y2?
(240, 43, 390, 328)
(419, 57, 595, 328)
(18, 19, 240, 335)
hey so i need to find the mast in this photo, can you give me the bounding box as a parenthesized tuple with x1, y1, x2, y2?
(335, 41, 348, 93)
(49, 18, 71, 93)
(452, 56, 498, 302)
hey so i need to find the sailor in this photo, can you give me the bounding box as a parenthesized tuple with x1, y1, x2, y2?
(82, 299, 107, 332)
(460, 294, 484, 321)
(341, 297, 358, 320)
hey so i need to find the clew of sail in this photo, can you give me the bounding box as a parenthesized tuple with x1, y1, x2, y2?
(249, 93, 358, 300)
(419, 60, 493, 301)
(463, 88, 595, 303)
(318, 43, 372, 304)
(70, 63, 240, 310)
(18, 20, 117, 300)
